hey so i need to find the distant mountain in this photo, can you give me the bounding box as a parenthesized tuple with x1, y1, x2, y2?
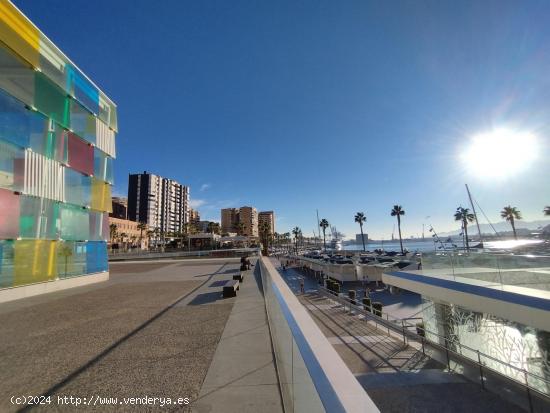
(438, 220, 550, 237)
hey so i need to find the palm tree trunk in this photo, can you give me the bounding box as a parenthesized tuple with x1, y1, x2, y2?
(511, 217, 517, 240)
(397, 215, 404, 253)
(360, 223, 365, 251)
(464, 222, 469, 251)
(323, 229, 326, 252)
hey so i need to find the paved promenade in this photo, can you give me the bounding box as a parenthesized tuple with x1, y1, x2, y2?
(0, 258, 279, 412)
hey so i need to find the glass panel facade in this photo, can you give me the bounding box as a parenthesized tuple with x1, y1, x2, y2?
(67, 132, 93, 176)
(0, 141, 24, 192)
(86, 241, 108, 273)
(29, 121, 68, 164)
(60, 204, 89, 241)
(19, 195, 60, 239)
(34, 72, 70, 129)
(70, 99, 96, 145)
(0, 42, 35, 106)
(0, 188, 20, 239)
(13, 239, 57, 286)
(0, 240, 15, 288)
(57, 240, 87, 279)
(89, 211, 109, 241)
(0, 4, 116, 290)
(93, 148, 113, 184)
(64, 168, 91, 208)
(91, 177, 112, 212)
(0, 0, 40, 67)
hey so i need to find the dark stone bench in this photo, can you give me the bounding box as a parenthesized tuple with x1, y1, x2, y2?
(223, 280, 240, 298)
(233, 273, 244, 282)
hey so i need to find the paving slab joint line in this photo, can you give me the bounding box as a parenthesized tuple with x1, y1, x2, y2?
(17, 262, 232, 413)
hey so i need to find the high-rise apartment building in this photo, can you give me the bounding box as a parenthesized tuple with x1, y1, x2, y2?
(258, 211, 275, 235)
(189, 208, 200, 226)
(239, 206, 258, 237)
(127, 172, 189, 235)
(221, 208, 240, 233)
(111, 197, 128, 219)
(0, 1, 117, 301)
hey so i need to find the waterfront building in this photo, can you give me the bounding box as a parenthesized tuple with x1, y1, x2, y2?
(189, 208, 200, 226)
(0, 1, 117, 302)
(259, 211, 275, 235)
(108, 217, 148, 250)
(110, 196, 127, 219)
(239, 206, 258, 237)
(355, 233, 368, 244)
(127, 171, 189, 237)
(221, 208, 240, 234)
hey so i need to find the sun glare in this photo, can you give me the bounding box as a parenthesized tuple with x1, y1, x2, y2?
(460, 128, 538, 179)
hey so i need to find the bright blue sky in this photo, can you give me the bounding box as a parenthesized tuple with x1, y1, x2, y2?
(15, 0, 550, 239)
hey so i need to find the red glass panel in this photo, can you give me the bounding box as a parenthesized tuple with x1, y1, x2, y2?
(67, 132, 93, 176)
(0, 189, 20, 239)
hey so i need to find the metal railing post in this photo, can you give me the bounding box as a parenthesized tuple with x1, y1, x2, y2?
(477, 350, 484, 389)
(401, 320, 406, 345)
(421, 337, 425, 356)
(524, 370, 533, 413)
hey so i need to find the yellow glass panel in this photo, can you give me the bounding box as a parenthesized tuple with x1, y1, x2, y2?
(0, 0, 39, 67)
(14, 239, 57, 286)
(91, 178, 112, 213)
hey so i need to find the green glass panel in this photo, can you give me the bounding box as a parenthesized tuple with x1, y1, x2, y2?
(60, 204, 89, 241)
(19, 196, 60, 239)
(0, 240, 15, 288)
(29, 120, 68, 164)
(34, 71, 70, 129)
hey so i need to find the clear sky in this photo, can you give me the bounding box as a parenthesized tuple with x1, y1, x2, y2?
(15, 0, 550, 239)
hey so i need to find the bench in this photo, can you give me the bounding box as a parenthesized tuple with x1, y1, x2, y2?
(223, 280, 240, 298)
(233, 273, 244, 282)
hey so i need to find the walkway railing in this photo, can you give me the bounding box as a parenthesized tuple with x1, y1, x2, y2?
(259, 257, 379, 413)
(421, 252, 550, 288)
(319, 287, 550, 413)
(108, 247, 259, 261)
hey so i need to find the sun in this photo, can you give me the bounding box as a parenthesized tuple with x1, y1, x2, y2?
(460, 128, 538, 179)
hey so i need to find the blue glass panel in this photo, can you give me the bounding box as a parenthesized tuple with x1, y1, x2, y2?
(60, 204, 89, 241)
(0, 240, 15, 288)
(64, 168, 91, 207)
(29, 121, 68, 164)
(19, 196, 60, 239)
(93, 148, 114, 184)
(0, 87, 49, 149)
(86, 241, 108, 273)
(66, 65, 100, 116)
(89, 211, 108, 241)
(0, 139, 25, 192)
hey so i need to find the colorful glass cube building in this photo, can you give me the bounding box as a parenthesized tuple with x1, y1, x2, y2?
(0, 0, 116, 301)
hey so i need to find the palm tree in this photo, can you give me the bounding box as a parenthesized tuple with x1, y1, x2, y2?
(109, 223, 118, 250)
(137, 222, 147, 248)
(354, 212, 367, 251)
(390, 205, 405, 253)
(146, 230, 154, 249)
(454, 207, 475, 251)
(319, 219, 329, 252)
(501, 205, 522, 240)
(235, 222, 245, 236)
(259, 222, 270, 255)
(292, 226, 302, 255)
(544, 206, 550, 216)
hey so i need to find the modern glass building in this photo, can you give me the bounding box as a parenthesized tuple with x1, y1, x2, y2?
(0, 0, 117, 301)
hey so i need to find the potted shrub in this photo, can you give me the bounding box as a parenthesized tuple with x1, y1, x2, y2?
(362, 297, 372, 312)
(416, 322, 425, 337)
(372, 302, 383, 317)
(348, 290, 356, 305)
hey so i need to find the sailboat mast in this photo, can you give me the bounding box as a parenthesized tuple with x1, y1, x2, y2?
(465, 184, 483, 244)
